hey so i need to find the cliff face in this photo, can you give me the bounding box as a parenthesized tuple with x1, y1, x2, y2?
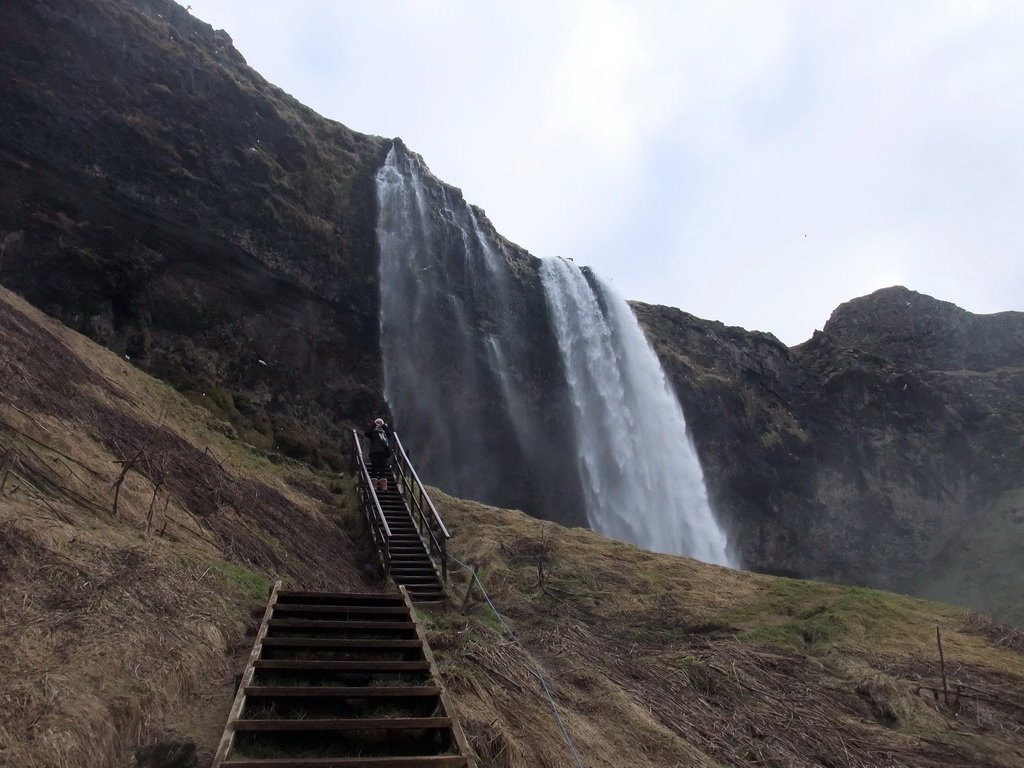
(824, 285, 1024, 372)
(1, 0, 389, 466)
(634, 288, 1024, 624)
(3, 0, 1022, 622)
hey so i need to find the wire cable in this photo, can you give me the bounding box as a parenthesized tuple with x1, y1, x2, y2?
(450, 554, 585, 768)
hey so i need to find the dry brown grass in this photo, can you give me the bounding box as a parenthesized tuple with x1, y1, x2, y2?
(426, 490, 1024, 767)
(0, 285, 375, 766)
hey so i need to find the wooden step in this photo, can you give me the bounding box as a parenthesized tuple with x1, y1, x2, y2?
(222, 756, 468, 767)
(272, 604, 409, 617)
(233, 717, 452, 732)
(275, 592, 404, 606)
(243, 686, 441, 699)
(259, 639, 422, 651)
(266, 619, 418, 633)
(254, 660, 431, 673)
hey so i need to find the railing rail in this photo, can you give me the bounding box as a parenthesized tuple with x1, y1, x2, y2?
(391, 431, 451, 582)
(351, 429, 391, 578)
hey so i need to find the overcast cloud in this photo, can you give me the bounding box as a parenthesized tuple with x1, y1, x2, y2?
(182, 0, 1024, 345)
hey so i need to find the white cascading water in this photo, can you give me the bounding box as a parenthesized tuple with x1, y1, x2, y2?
(377, 142, 734, 566)
(375, 144, 554, 508)
(540, 257, 733, 565)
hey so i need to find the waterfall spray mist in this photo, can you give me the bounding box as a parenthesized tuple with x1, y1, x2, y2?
(375, 145, 578, 520)
(376, 142, 734, 566)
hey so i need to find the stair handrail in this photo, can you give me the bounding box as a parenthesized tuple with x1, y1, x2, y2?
(392, 431, 450, 537)
(351, 429, 391, 576)
(391, 431, 451, 581)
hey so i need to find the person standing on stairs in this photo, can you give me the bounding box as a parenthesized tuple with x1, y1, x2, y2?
(364, 417, 393, 492)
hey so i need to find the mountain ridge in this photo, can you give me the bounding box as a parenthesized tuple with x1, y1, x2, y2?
(823, 285, 1024, 372)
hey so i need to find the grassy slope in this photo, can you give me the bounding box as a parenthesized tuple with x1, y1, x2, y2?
(431, 493, 1024, 767)
(0, 285, 377, 766)
(1, 283, 1023, 767)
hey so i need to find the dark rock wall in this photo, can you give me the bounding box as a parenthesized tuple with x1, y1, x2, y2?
(634, 291, 1024, 620)
(0, 0, 389, 465)
(824, 286, 1024, 372)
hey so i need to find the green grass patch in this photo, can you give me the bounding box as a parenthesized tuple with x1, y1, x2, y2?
(211, 559, 269, 602)
(714, 577, 946, 653)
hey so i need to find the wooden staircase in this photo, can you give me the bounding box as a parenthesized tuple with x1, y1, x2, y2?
(375, 475, 446, 604)
(213, 584, 474, 767)
(352, 430, 452, 606)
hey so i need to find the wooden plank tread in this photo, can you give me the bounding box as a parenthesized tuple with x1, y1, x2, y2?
(222, 757, 467, 767)
(273, 605, 409, 615)
(222, 758, 466, 767)
(254, 660, 431, 672)
(260, 638, 422, 649)
(267, 620, 417, 630)
(276, 591, 402, 602)
(243, 685, 441, 698)
(233, 716, 452, 732)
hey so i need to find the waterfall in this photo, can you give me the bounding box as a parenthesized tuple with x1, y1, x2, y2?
(375, 144, 582, 522)
(540, 258, 732, 565)
(376, 141, 734, 566)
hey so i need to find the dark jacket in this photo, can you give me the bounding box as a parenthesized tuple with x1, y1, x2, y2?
(364, 423, 393, 456)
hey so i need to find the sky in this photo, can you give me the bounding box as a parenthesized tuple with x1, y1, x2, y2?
(182, 0, 1024, 346)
